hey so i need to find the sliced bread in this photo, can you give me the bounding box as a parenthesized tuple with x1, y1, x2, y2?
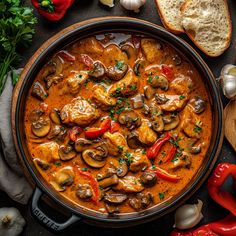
(181, 0, 232, 57)
(155, 0, 185, 34)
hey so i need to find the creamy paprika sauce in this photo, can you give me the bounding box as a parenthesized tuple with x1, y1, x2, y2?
(24, 33, 212, 214)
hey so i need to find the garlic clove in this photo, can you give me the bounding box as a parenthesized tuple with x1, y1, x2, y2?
(99, 0, 115, 8)
(173, 199, 203, 230)
(120, 0, 146, 13)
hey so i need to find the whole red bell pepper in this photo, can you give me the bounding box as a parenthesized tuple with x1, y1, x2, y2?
(31, 0, 74, 21)
(153, 167, 180, 183)
(207, 163, 236, 217)
(84, 118, 111, 139)
(147, 133, 172, 160)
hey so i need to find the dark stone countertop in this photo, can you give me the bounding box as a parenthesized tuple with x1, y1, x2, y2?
(0, 0, 236, 235)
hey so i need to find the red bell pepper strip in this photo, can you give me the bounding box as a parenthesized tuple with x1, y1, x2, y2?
(74, 167, 100, 204)
(163, 145, 177, 163)
(57, 50, 75, 62)
(207, 163, 236, 217)
(68, 126, 82, 142)
(84, 118, 111, 139)
(153, 167, 180, 183)
(110, 121, 120, 133)
(161, 65, 174, 81)
(31, 0, 74, 21)
(147, 133, 172, 160)
(171, 214, 236, 236)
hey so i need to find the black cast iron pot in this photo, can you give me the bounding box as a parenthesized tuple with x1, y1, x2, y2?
(12, 17, 223, 233)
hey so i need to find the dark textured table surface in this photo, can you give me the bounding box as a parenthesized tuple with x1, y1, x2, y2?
(0, 0, 236, 235)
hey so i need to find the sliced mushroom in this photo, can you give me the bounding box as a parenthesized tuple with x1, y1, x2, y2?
(75, 138, 92, 152)
(76, 184, 93, 200)
(31, 117, 51, 137)
(170, 153, 191, 170)
(151, 115, 164, 132)
(89, 61, 106, 78)
(127, 132, 142, 149)
(163, 114, 180, 131)
(148, 75, 169, 91)
(140, 172, 157, 187)
(118, 109, 141, 129)
(131, 94, 144, 109)
(104, 193, 127, 204)
(82, 147, 107, 168)
(107, 62, 128, 80)
(189, 96, 206, 114)
(105, 203, 120, 214)
(133, 59, 145, 76)
(97, 166, 117, 181)
(47, 125, 61, 139)
(31, 82, 48, 101)
(50, 167, 74, 192)
(172, 54, 182, 66)
(99, 174, 119, 189)
(116, 162, 128, 177)
(30, 109, 44, 122)
(129, 192, 153, 211)
(34, 158, 49, 170)
(155, 94, 169, 104)
(141, 104, 150, 116)
(121, 44, 136, 59)
(144, 85, 156, 100)
(49, 108, 61, 124)
(59, 145, 76, 161)
(187, 138, 202, 154)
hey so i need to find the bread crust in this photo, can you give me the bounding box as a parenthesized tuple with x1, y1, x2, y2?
(181, 0, 232, 57)
(155, 0, 185, 34)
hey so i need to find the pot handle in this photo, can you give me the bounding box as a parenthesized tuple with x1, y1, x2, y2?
(31, 187, 81, 232)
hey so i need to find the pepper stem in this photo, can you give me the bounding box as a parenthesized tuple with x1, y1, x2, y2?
(39, 0, 54, 13)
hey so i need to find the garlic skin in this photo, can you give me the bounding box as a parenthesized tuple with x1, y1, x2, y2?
(219, 64, 236, 99)
(0, 208, 25, 236)
(99, 0, 115, 8)
(120, 0, 146, 13)
(174, 199, 203, 230)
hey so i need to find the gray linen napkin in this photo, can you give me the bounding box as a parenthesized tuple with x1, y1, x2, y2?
(0, 69, 32, 204)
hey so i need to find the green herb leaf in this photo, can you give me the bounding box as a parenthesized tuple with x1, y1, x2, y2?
(179, 95, 186, 100)
(55, 161, 61, 166)
(194, 124, 202, 133)
(159, 192, 165, 200)
(115, 60, 125, 70)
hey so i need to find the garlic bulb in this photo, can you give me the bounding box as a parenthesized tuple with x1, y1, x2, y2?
(0, 208, 25, 236)
(218, 64, 236, 99)
(120, 0, 146, 13)
(99, 0, 115, 8)
(174, 199, 203, 230)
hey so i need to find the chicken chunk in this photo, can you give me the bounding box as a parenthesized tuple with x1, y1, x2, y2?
(92, 85, 116, 110)
(159, 94, 188, 112)
(34, 141, 60, 163)
(60, 97, 100, 126)
(129, 151, 149, 172)
(136, 119, 157, 146)
(102, 44, 128, 66)
(170, 75, 193, 95)
(109, 70, 139, 97)
(103, 132, 128, 156)
(62, 71, 89, 95)
(181, 107, 203, 139)
(141, 38, 163, 63)
(113, 176, 144, 193)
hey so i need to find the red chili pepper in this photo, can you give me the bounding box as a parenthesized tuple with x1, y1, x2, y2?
(147, 133, 172, 160)
(161, 65, 174, 80)
(110, 121, 120, 133)
(68, 126, 82, 142)
(207, 163, 236, 217)
(57, 50, 75, 62)
(80, 54, 94, 69)
(31, 0, 74, 21)
(84, 118, 111, 139)
(163, 145, 177, 163)
(74, 167, 100, 204)
(153, 167, 180, 183)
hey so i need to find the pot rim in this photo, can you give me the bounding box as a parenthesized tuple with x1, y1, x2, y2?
(13, 17, 223, 224)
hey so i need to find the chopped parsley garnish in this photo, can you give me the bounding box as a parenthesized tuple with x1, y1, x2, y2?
(179, 95, 186, 100)
(55, 161, 61, 166)
(131, 85, 137, 91)
(117, 145, 124, 151)
(116, 107, 124, 115)
(118, 157, 126, 164)
(81, 167, 88, 171)
(158, 160, 163, 165)
(148, 76, 153, 83)
(159, 192, 165, 200)
(111, 86, 122, 97)
(109, 109, 115, 118)
(115, 60, 125, 70)
(125, 152, 131, 158)
(151, 165, 156, 170)
(84, 78, 91, 87)
(171, 112, 177, 118)
(194, 124, 202, 133)
(170, 137, 181, 147)
(150, 159, 155, 165)
(125, 152, 133, 165)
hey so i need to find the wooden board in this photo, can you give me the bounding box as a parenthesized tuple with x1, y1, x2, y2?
(224, 100, 236, 152)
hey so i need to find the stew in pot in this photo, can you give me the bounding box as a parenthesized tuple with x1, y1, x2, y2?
(24, 33, 212, 214)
